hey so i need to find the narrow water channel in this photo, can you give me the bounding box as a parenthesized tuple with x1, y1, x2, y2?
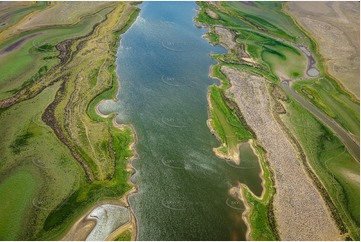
(99, 2, 263, 240)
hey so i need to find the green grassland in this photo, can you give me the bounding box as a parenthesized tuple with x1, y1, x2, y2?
(281, 97, 360, 240)
(197, 2, 359, 140)
(0, 169, 38, 240)
(292, 77, 360, 139)
(0, 83, 83, 240)
(261, 44, 306, 79)
(0, 2, 139, 240)
(197, 1, 359, 240)
(114, 230, 132, 241)
(0, 6, 114, 99)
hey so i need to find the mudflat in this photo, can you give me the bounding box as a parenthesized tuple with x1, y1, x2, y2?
(286, 1, 360, 98)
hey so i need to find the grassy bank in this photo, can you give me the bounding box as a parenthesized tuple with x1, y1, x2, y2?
(243, 145, 278, 240)
(207, 79, 278, 240)
(198, 1, 359, 140)
(281, 97, 360, 240)
(37, 3, 140, 239)
(208, 84, 252, 157)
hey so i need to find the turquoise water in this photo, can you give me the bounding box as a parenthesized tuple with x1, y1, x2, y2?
(99, 2, 263, 240)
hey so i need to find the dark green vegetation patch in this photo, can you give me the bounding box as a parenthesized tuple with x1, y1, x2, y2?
(10, 132, 33, 155)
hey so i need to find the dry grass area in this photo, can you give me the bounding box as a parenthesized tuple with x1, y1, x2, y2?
(205, 9, 218, 19)
(0, 2, 33, 11)
(20, 2, 112, 29)
(215, 27, 237, 50)
(286, 1, 360, 99)
(0, 2, 113, 42)
(222, 65, 341, 240)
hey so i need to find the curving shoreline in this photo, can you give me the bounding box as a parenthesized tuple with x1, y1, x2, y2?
(201, 12, 257, 241)
(196, 2, 352, 240)
(200, 12, 270, 239)
(87, 47, 139, 242)
(110, 118, 139, 240)
(90, 5, 141, 239)
(61, 5, 140, 240)
(62, 73, 139, 242)
(61, 114, 139, 241)
(206, 90, 241, 165)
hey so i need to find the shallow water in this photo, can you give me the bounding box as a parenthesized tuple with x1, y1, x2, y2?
(99, 2, 263, 240)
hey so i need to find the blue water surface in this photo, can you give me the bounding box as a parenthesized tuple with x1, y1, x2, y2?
(99, 2, 263, 240)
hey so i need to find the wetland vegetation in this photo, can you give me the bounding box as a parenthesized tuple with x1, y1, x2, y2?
(197, 1, 359, 240)
(0, 1, 359, 241)
(0, 2, 139, 240)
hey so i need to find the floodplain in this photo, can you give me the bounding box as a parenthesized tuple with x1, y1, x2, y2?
(0, 1, 359, 241)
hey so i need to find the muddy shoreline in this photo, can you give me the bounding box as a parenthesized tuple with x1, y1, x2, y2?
(201, 14, 270, 240)
(62, 101, 139, 241)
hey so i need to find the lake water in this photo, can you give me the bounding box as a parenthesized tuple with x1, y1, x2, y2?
(99, 2, 263, 240)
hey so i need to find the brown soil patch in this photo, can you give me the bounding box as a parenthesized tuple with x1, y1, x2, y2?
(286, 1, 360, 99)
(0, 33, 40, 55)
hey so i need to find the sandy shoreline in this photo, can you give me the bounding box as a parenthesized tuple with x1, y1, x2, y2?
(95, 99, 117, 119)
(246, 139, 266, 200)
(111, 117, 139, 240)
(61, 108, 139, 241)
(207, 86, 267, 240)
(239, 184, 252, 241)
(201, 12, 267, 239)
(204, 28, 268, 240)
(206, 91, 241, 164)
(90, 6, 140, 239)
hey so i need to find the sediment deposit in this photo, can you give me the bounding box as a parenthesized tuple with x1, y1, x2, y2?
(222, 65, 341, 240)
(287, 1, 360, 98)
